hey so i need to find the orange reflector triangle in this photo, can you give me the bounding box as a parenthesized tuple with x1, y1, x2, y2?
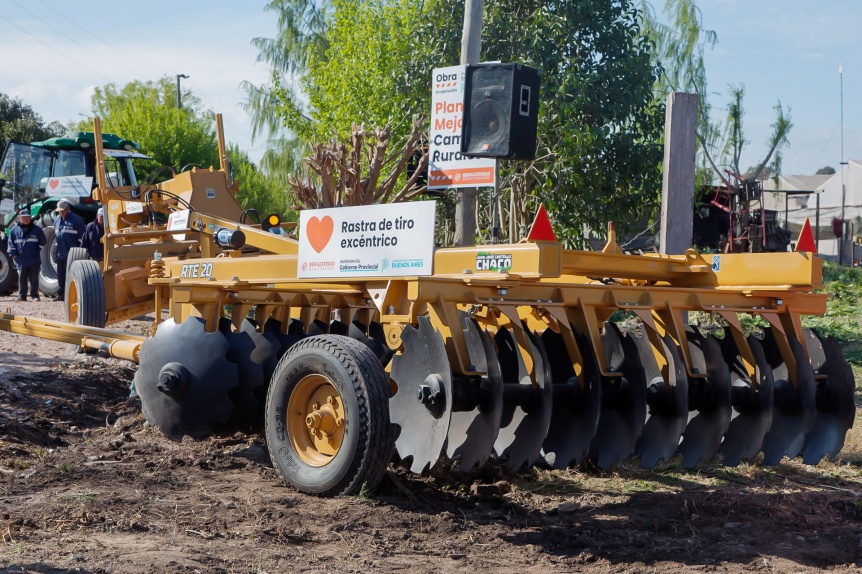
(527, 204, 556, 242)
(795, 217, 816, 252)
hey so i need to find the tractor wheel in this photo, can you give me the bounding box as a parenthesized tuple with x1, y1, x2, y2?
(64, 247, 89, 301)
(36, 214, 59, 297)
(0, 236, 17, 295)
(265, 335, 393, 497)
(66, 259, 106, 328)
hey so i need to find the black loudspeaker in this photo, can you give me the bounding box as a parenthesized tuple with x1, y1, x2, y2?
(461, 63, 541, 160)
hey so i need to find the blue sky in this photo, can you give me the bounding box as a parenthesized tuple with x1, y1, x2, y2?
(1, 1, 859, 177)
(693, 0, 860, 175)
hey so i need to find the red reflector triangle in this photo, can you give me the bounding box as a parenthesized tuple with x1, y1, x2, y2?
(527, 204, 556, 242)
(795, 217, 816, 252)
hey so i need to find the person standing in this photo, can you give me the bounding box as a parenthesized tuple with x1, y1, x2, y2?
(7, 208, 47, 301)
(54, 198, 86, 302)
(81, 207, 105, 262)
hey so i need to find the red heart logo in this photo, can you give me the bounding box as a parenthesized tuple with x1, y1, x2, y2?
(306, 215, 334, 253)
(49, 179, 59, 189)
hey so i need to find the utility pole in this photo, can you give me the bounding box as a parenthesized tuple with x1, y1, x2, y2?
(176, 74, 189, 109)
(659, 92, 698, 255)
(454, 0, 483, 247)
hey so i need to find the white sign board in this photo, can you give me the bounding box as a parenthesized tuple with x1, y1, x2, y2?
(44, 176, 93, 198)
(167, 209, 190, 231)
(297, 201, 436, 278)
(428, 65, 496, 189)
(0, 198, 14, 215)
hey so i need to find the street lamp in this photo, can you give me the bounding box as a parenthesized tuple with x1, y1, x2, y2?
(176, 74, 189, 109)
(839, 64, 845, 264)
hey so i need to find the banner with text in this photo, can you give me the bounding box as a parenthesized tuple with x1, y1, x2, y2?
(428, 65, 496, 190)
(44, 176, 93, 198)
(297, 201, 436, 278)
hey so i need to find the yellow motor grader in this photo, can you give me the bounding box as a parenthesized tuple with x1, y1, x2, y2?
(0, 116, 855, 497)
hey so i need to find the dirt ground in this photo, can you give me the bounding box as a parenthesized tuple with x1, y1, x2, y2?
(1, 294, 861, 574)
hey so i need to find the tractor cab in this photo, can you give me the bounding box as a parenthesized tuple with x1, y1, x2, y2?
(0, 132, 148, 227)
(0, 131, 149, 295)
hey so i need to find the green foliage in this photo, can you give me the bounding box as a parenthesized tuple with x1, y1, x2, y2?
(228, 144, 295, 220)
(479, 0, 664, 244)
(78, 77, 219, 182)
(77, 78, 292, 218)
(0, 93, 64, 151)
(252, 0, 665, 246)
(802, 262, 862, 365)
(272, 0, 427, 145)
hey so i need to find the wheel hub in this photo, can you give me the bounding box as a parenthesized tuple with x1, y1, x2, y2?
(288, 375, 345, 466)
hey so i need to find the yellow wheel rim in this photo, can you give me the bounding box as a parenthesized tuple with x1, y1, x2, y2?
(67, 280, 79, 323)
(287, 374, 346, 467)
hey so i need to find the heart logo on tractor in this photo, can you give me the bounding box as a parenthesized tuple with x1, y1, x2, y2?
(48, 179, 59, 189)
(306, 215, 334, 253)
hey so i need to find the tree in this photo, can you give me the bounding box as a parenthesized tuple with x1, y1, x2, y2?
(816, 166, 836, 175)
(79, 78, 292, 218)
(228, 144, 294, 218)
(80, 78, 219, 182)
(248, 0, 665, 247)
(0, 94, 64, 151)
(638, 2, 792, 192)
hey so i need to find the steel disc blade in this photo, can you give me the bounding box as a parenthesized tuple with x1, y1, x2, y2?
(719, 332, 774, 466)
(633, 333, 689, 468)
(329, 320, 349, 336)
(590, 323, 647, 468)
(263, 317, 304, 357)
(677, 330, 732, 468)
(389, 316, 453, 473)
(218, 318, 266, 421)
(493, 326, 554, 470)
(240, 319, 280, 385)
(539, 328, 601, 469)
(349, 319, 393, 367)
(761, 330, 816, 465)
(134, 317, 238, 440)
(801, 330, 856, 464)
(445, 317, 503, 471)
(308, 318, 330, 336)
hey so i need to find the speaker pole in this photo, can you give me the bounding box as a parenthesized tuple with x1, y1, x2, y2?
(491, 159, 500, 244)
(455, 0, 484, 247)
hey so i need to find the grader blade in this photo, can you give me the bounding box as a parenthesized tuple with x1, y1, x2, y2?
(134, 317, 239, 440)
(389, 316, 453, 473)
(718, 333, 774, 466)
(760, 331, 816, 465)
(539, 329, 601, 469)
(633, 333, 689, 468)
(493, 326, 554, 470)
(591, 324, 647, 468)
(445, 317, 503, 471)
(677, 330, 732, 468)
(802, 330, 857, 464)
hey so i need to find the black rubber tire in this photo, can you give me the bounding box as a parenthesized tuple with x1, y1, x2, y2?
(36, 213, 59, 297)
(65, 259, 106, 328)
(0, 236, 17, 295)
(65, 258, 105, 355)
(64, 247, 89, 301)
(265, 335, 393, 497)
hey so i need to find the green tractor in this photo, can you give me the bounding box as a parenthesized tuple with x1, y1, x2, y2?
(0, 131, 148, 296)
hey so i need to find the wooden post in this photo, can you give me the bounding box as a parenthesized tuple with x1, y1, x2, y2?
(660, 92, 699, 255)
(454, 0, 483, 247)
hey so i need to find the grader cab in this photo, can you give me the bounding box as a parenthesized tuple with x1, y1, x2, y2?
(1, 116, 855, 498)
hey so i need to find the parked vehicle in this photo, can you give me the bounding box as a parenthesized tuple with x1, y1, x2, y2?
(0, 131, 147, 295)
